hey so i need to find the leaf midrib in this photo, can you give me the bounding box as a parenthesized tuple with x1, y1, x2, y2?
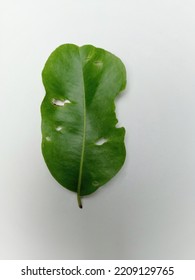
(77, 51, 86, 208)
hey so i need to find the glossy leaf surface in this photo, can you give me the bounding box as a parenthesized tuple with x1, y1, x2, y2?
(41, 44, 126, 207)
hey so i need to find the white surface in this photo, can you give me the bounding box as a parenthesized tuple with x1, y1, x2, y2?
(0, 0, 195, 259)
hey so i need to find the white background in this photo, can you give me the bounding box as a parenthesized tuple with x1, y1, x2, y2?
(0, 0, 195, 259)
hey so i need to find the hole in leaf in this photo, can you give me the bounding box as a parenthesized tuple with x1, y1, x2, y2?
(56, 126, 62, 132)
(85, 52, 93, 62)
(95, 138, 107, 146)
(92, 181, 99, 187)
(52, 98, 71, 106)
(93, 61, 103, 68)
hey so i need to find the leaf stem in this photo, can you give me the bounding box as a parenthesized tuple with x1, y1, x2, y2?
(77, 193, 83, 209)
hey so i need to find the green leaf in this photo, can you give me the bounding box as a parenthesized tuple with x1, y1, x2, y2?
(41, 44, 126, 208)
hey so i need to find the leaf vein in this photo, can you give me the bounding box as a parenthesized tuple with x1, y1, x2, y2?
(77, 50, 87, 208)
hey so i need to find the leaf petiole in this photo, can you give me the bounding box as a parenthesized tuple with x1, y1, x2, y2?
(77, 193, 83, 209)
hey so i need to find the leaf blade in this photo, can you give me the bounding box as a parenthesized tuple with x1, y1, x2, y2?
(41, 44, 127, 207)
